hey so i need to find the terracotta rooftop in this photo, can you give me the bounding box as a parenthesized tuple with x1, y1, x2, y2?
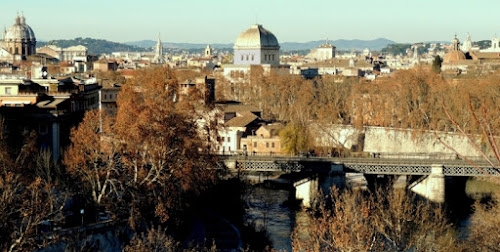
(225, 111, 259, 127)
(260, 123, 283, 137)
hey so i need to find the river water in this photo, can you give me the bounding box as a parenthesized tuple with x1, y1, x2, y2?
(243, 176, 345, 251)
(243, 175, 500, 251)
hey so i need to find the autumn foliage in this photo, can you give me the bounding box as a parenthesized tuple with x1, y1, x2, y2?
(292, 187, 460, 251)
(219, 67, 500, 136)
(64, 66, 218, 228)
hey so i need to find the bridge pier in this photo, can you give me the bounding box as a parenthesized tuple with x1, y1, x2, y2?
(410, 164, 445, 203)
(293, 176, 319, 208)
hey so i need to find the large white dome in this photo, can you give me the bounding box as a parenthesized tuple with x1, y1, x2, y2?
(234, 24, 279, 49)
(4, 15, 36, 41)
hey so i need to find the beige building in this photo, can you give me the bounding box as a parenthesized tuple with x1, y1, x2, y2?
(241, 123, 283, 155)
(306, 40, 336, 61)
(37, 45, 88, 62)
(94, 57, 118, 72)
(99, 86, 120, 116)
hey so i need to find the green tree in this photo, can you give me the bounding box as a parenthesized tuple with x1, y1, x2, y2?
(279, 124, 309, 155)
(432, 55, 442, 73)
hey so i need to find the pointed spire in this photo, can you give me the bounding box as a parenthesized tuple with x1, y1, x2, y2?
(14, 13, 20, 25)
(153, 32, 164, 64)
(20, 11, 26, 25)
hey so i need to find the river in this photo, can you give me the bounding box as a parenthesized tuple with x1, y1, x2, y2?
(242, 175, 500, 251)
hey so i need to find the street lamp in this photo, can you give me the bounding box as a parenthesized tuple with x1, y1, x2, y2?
(80, 209, 84, 226)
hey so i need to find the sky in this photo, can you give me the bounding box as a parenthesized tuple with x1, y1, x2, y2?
(2, 0, 500, 44)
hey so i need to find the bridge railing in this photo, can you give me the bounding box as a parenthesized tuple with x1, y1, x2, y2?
(217, 152, 493, 164)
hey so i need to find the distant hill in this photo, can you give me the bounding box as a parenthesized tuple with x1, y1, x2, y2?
(475, 40, 491, 49)
(281, 38, 396, 51)
(37, 37, 149, 55)
(126, 40, 233, 50)
(126, 38, 397, 51)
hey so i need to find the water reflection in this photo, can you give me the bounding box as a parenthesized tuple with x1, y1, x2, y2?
(243, 176, 344, 251)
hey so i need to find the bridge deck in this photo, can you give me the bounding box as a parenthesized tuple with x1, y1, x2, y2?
(219, 155, 500, 177)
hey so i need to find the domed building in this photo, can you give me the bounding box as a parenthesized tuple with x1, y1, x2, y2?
(443, 36, 466, 64)
(223, 24, 288, 82)
(1, 14, 36, 60)
(233, 24, 280, 66)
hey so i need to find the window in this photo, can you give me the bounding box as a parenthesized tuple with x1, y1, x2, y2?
(253, 142, 257, 148)
(266, 142, 269, 148)
(222, 137, 225, 142)
(5, 87, 11, 95)
(241, 55, 244, 61)
(272, 55, 275, 61)
(227, 137, 231, 142)
(272, 142, 275, 148)
(251, 55, 254, 60)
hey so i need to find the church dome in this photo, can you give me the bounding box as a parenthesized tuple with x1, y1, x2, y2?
(443, 36, 466, 63)
(234, 24, 279, 49)
(443, 50, 466, 63)
(4, 15, 36, 41)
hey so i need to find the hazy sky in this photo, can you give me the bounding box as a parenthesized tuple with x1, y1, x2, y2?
(2, 0, 500, 44)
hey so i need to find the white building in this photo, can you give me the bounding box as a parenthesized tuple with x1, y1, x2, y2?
(151, 33, 165, 64)
(216, 102, 262, 154)
(223, 24, 286, 81)
(480, 35, 500, 53)
(37, 45, 88, 62)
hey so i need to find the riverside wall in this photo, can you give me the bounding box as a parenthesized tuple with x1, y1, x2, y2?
(312, 124, 486, 157)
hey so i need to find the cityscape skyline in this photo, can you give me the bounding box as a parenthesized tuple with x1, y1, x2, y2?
(2, 0, 500, 44)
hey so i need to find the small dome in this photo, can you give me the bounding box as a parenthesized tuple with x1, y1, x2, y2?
(443, 50, 466, 63)
(4, 15, 36, 41)
(234, 24, 279, 49)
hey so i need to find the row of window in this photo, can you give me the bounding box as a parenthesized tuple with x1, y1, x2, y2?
(253, 142, 275, 148)
(264, 54, 275, 61)
(218, 136, 231, 142)
(239, 54, 276, 62)
(219, 146, 231, 152)
(103, 93, 118, 100)
(241, 54, 255, 61)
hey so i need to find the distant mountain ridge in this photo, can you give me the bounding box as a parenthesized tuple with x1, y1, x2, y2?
(37, 37, 148, 55)
(125, 38, 397, 51)
(37, 37, 457, 55)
